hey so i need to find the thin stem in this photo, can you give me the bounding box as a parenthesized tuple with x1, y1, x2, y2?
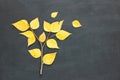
(39, 32, 51, 75)
(40, 46, 44, 75)
(29, 28, 52, 75)
(49, 34, 55, 38)
(29, 28, 44, 75)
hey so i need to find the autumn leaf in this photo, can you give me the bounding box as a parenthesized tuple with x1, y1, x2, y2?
(56, 30, 71, 40)
(46, 39, 59, 49)
(43, 52, 57, 65)
(20, 30, 36, 46)
(12, 20, 29, 31)
(72, 20, 82, 28)
(28, 48, 41, 58)
(51, 20, 64, 33)
(30, 17, 40, 29)
(43, 21, 51, 32)
(51, 12, 58, 18)
(39, 32, 46, 43)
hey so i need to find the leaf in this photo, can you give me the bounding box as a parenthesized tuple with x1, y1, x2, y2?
(46, 39, 59, 49)
(28, 48, 41, 58)
(56, 30, 71, 40)
(51, 12, 58, 18)
(20, 30, 36, 46)
(43, 21, 51, 32)
(12, 20, 29, 31)
(39, 32, 46, 43)
(51, 20, 64, 33)
(43, 52, 57, 65)
(30, 17, 40, 29)
(72, 20, 82, 28)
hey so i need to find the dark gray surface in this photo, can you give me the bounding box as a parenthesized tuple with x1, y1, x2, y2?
(0, 0, 120, 80)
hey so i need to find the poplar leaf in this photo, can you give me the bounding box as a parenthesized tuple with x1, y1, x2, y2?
(72, 20, 82, 28)
(12, 20, 29, 31)
(28, 48, 41, 58)
(56, 30, 71, 40)
(46, 39, 59, 49)
(43, 52, 57, 65)
(39, 32, 46, 43)
(51, 20, 64, 33)
(51, 12, 58, 18)
(20, 30, 36, 46)
(30, 17, 40, 29)
(43, 21, 51, 32)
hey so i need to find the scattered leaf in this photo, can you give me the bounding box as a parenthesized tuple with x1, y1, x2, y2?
(46, 39, 59, 49)
(12, 20, 29, 31)
(20, 30, 36, 46)
(56, 30, 71, 40)
(43, 52, 57, 65)
(51, 20, 64, 33)
(51, 12, 58, 18)
(30, 17, 40, 29)
(43, 21, 51, 32)
(72, 20, 82, 28)
(28, 48, 41, 58)
(39, 32, 46, 43)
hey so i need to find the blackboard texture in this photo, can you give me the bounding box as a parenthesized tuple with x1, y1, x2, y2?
(0, 0, 120, 80)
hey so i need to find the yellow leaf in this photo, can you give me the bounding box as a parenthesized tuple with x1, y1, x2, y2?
(51, 20, 64, 33)
(20, 30, 36, 46)
(12, 20, 29, 31)
(46, 39, 59, 49)
(28, 48, 41, 58)
(43, 21, 51, 32)
(39, 32, 46, 43)
(72, 20, 82, 28)
(51, 12, 58, 18)
(30, 17, 40, 29)
(43, 52, 57, 65)
(56, 30, 71, 40)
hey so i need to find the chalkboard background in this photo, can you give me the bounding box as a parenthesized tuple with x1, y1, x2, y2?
(0, 0, 120, 80)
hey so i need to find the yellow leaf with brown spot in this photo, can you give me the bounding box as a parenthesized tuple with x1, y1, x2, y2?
(28, 48, 41, 58)
(51, 20, 64, 33)
(56, 30, 71, 40)
(43, 21, 51, 32)
(72, 20, 82, 28)
(43, 52, 57, 65)
(20, 30, 36, 46)
(12, 20, 29, 31)
(30, 17, 40, 29)
(51, 12, 58, 18)
(39, 32, 46, 43)
(46, 39, 59, 49)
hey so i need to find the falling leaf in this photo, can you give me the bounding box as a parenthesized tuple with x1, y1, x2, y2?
(56, 30, 71, 40)
(72, 20, 82, 28)
(20, 30, 36, 46)
(43, 52, 57, 65)
(51, 12, 58, 18)
(12, 20, 29, 31)
(28, 48, 41, 58)
(43, 21, 51, 32)
(51, 20, 64, 33)
(39, 32, 46, 43)
(30, 17, 40, 29)
(46, 39, 59, 49)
